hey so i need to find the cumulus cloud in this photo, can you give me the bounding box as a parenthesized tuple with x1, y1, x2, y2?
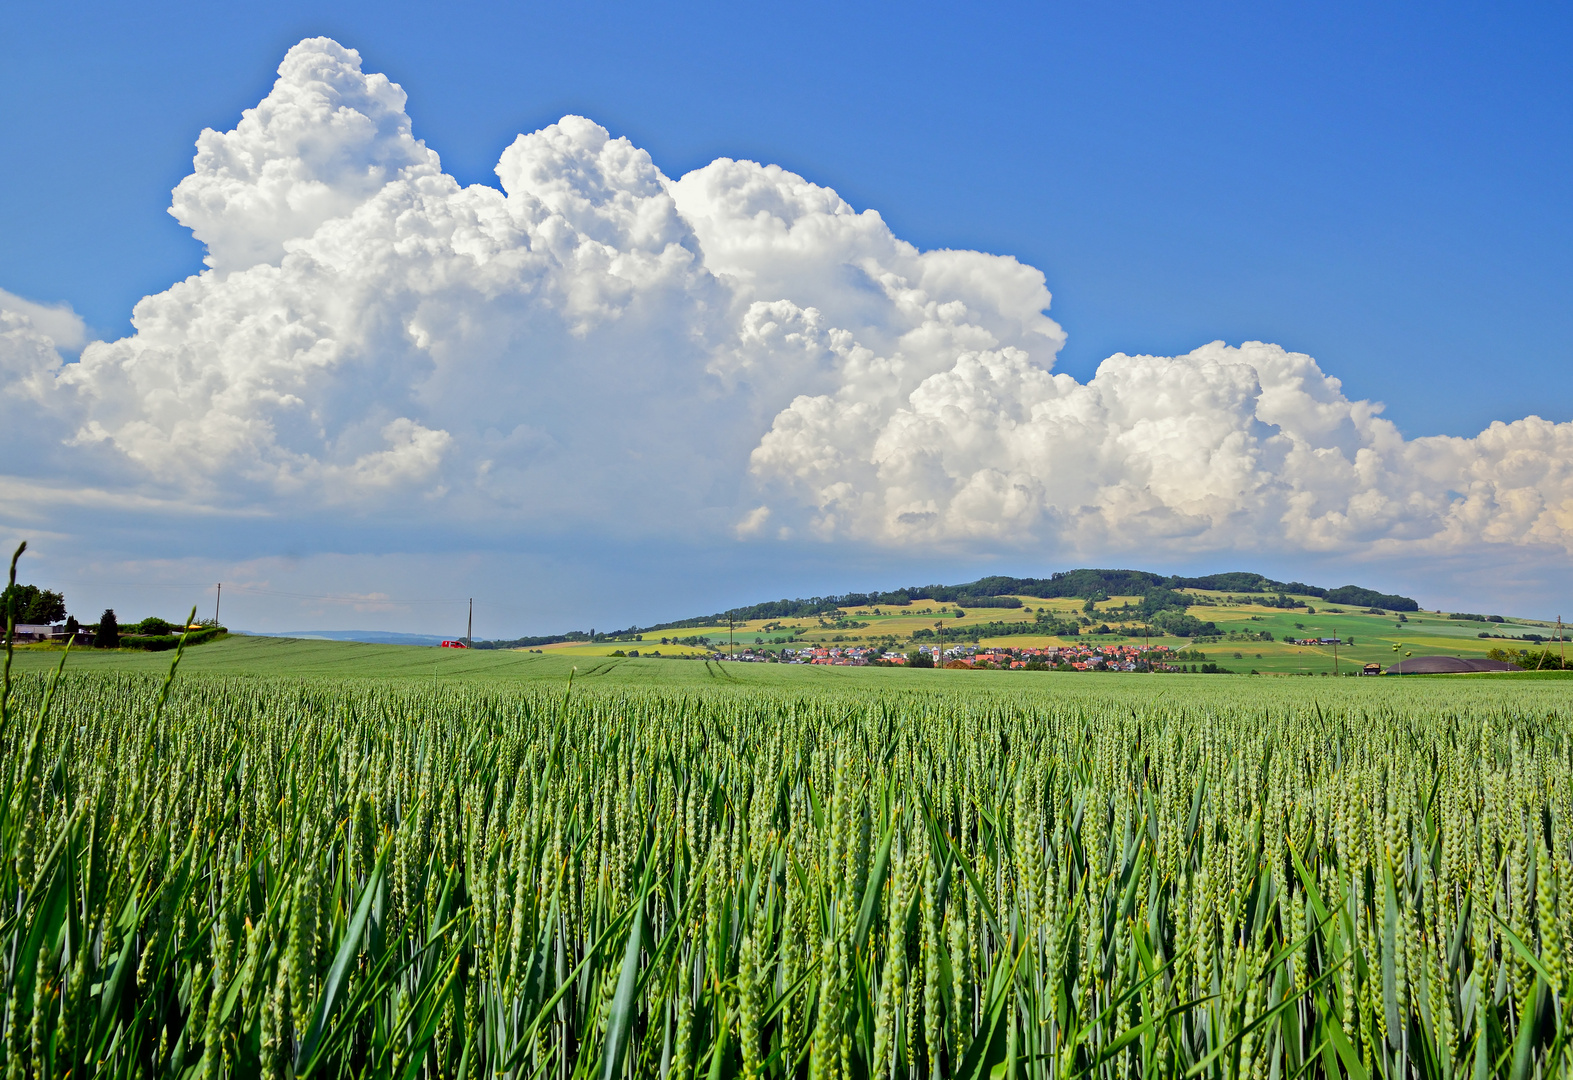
(169, 39, 439, 274)
(0, 289, 88, 352)
(0, 306, 82, 473)
(2, 35, 1570, 561)
(47, 40, 728, 511)
(750, 340, 1573, 553)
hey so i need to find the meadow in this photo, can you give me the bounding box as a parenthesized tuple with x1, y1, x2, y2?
(12, 633, 1569, 688)
(3, 630, 1573, 1080)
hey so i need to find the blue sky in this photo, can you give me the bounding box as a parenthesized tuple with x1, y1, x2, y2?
(2, 1, 1570, 634)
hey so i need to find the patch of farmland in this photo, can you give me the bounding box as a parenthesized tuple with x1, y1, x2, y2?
(1, 654, 1571, 1077)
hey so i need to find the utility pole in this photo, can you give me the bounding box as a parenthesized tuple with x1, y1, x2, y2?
(1560, 616, 1565, 669)
(215, 583, 221, 625)
(1333, 636, 1339, 676)
(467, 598, 473, 649)
(729, 616, 734, 659)
(937, 620, 944, 665)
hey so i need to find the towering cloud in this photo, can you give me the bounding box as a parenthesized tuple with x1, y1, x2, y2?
(2, 37, 1570, 558)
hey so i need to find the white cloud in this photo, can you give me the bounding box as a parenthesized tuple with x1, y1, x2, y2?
(51, 40, 727, 513)
(169, 38, 439, 274)
(0, 289, 88, 351)
(749, 340, 1573, 554)
(3, 35, 1570, 563)
(0, 309, 65, 402)
(0, 306, 86, 477)
(734, 505, 771, 539)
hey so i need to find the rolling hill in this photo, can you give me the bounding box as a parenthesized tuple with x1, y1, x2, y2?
(470, 567, 1565, 675)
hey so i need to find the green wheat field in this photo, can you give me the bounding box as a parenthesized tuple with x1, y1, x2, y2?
(3, 635, 1572, 1079)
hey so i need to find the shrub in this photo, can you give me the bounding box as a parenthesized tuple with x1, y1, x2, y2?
(119, 634, 179, 652)
(1487, 646, 1567, 670)
(120, 626, 223, 651)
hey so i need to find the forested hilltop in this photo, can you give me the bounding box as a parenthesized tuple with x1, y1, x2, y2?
(474, 568, 1419, 648)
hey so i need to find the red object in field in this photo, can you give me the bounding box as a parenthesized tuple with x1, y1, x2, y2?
(441, 640, 469, 648)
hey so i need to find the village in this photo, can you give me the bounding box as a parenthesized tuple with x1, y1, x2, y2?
(690, 641, 1212, 671)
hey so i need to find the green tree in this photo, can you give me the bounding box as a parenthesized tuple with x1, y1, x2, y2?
(1151, 609, 1220, 638)
(1138, 587, 1191, 618)
(1, 583, 33, 623)
(94, 608, 119, 649)
(1, 583, 66, 624)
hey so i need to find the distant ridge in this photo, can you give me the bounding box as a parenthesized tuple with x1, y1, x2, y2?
(473, 568, 1421, 650)
(241, 629, 451, 646)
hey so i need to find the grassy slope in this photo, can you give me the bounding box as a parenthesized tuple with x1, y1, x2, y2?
(8, 631, 1569, 686)
(4, 635, 1008, 688)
